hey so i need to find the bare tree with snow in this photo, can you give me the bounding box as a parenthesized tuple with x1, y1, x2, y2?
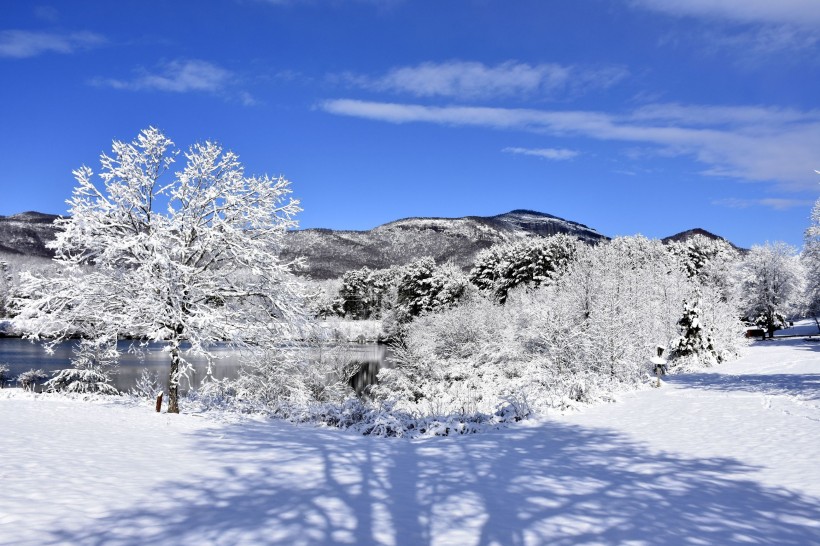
(737, 242, 805, 338)
(14, 128, 308, 412)
(803, 181, 820, 319)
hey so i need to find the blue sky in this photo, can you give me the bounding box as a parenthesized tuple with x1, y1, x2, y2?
(1, 0, 819, 248)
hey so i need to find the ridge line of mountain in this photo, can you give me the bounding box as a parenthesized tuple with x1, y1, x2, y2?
(0, 209, 735, 279)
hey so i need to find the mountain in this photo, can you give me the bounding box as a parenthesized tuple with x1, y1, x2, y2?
(280, 209, 607, 278)
(661, 228, 743, 251)
(1, 209, 739, 279)
(0, 212, 61, 257)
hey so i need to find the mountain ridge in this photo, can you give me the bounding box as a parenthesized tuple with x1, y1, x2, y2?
(0, 210, 737, 278)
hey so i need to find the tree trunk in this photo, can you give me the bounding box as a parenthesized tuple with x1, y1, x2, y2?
(168, 340, 181, 414)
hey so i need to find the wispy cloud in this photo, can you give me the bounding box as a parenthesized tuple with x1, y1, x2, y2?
(0, 30, 104, 58)
(503, 147, 579, 161)
(712, 198, 815, 210)
(94, 59, 232, 93)
(708, 25, 819, 53)
(637, 1, 820, 55)
(92, 59, 258, 105)
(338, 61, 628, 100)
(633, 0, 820, 27)
(321, 99, 820, 191)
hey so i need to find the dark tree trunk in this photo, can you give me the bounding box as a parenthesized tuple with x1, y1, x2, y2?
(168, 345, 180, 413)
(168, 330, 184, 413)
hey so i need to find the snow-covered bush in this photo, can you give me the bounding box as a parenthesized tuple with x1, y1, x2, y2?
(45, 340, 119, 395)
(17, 369, 48, 391)
(45, 368, 120, 395)
(223, 339, 363, 416)
(469, 234, 580, 303)
(131, 368, 163, 400)
(0, 363, 10, 388)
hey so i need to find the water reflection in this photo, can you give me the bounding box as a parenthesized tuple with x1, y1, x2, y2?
(0, 338, 389, 394)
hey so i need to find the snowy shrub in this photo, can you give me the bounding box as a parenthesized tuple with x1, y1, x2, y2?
(469, 234, 580, 303)
(0, 363, 10, 388)
(45, 340, 119, 395)
(131, 368, 163, 399)
(45, 368, 120, 395)
(17, 369, 48, 391)
(226, 342, 360, 415)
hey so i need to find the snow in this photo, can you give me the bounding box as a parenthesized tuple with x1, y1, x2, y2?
(2, 338, 819, 545)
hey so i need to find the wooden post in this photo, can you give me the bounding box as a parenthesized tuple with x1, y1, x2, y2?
(155, 392, 163, 413)
(651, 346, 667, 388)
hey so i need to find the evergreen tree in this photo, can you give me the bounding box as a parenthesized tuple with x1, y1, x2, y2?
(469, 234, 579, 303)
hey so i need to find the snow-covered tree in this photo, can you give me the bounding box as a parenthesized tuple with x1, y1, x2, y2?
(803, 185, 820, 317)
(667, 235, 739, 302)
(469, 234, 579, 303)
(395, 258, 467, 321)
(376, 235, 744, 420)
(0, 261, 11, 318)
(673, 299, 717, 363)
(737, 242, 805, 337)
(336, 266, 398, 320)
(14, 128, 309, 412)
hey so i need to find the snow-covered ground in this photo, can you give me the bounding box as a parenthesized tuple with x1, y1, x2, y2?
(1, 338, 819, 545)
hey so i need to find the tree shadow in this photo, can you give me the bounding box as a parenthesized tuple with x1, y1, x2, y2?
(44, 417, 820, 545)
(747, 337, 820, 354)
(665, 372, 820, 401)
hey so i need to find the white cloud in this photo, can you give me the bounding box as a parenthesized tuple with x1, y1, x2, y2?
(711, 25, 819, 53)
(0, 30, 104, 58)
(341, 61, 627, 100)
(712, 198, 815, 210)
(503, 147, 579, 161)
(321, 99, 820, 191)
(94, 59, 233, 93)
(633, 0, 820, 27)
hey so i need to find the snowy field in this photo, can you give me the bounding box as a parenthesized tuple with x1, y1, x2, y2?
(1, 338, 819, 545)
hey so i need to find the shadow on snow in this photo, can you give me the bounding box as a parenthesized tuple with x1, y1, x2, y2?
(46, 417, 820, 545)
(665, 372, 820, 401)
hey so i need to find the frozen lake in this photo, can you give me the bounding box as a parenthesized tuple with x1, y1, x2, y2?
(0, 338, 389, 393)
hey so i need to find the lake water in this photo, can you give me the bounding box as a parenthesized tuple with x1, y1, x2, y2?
(0, 338, 390, 394)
